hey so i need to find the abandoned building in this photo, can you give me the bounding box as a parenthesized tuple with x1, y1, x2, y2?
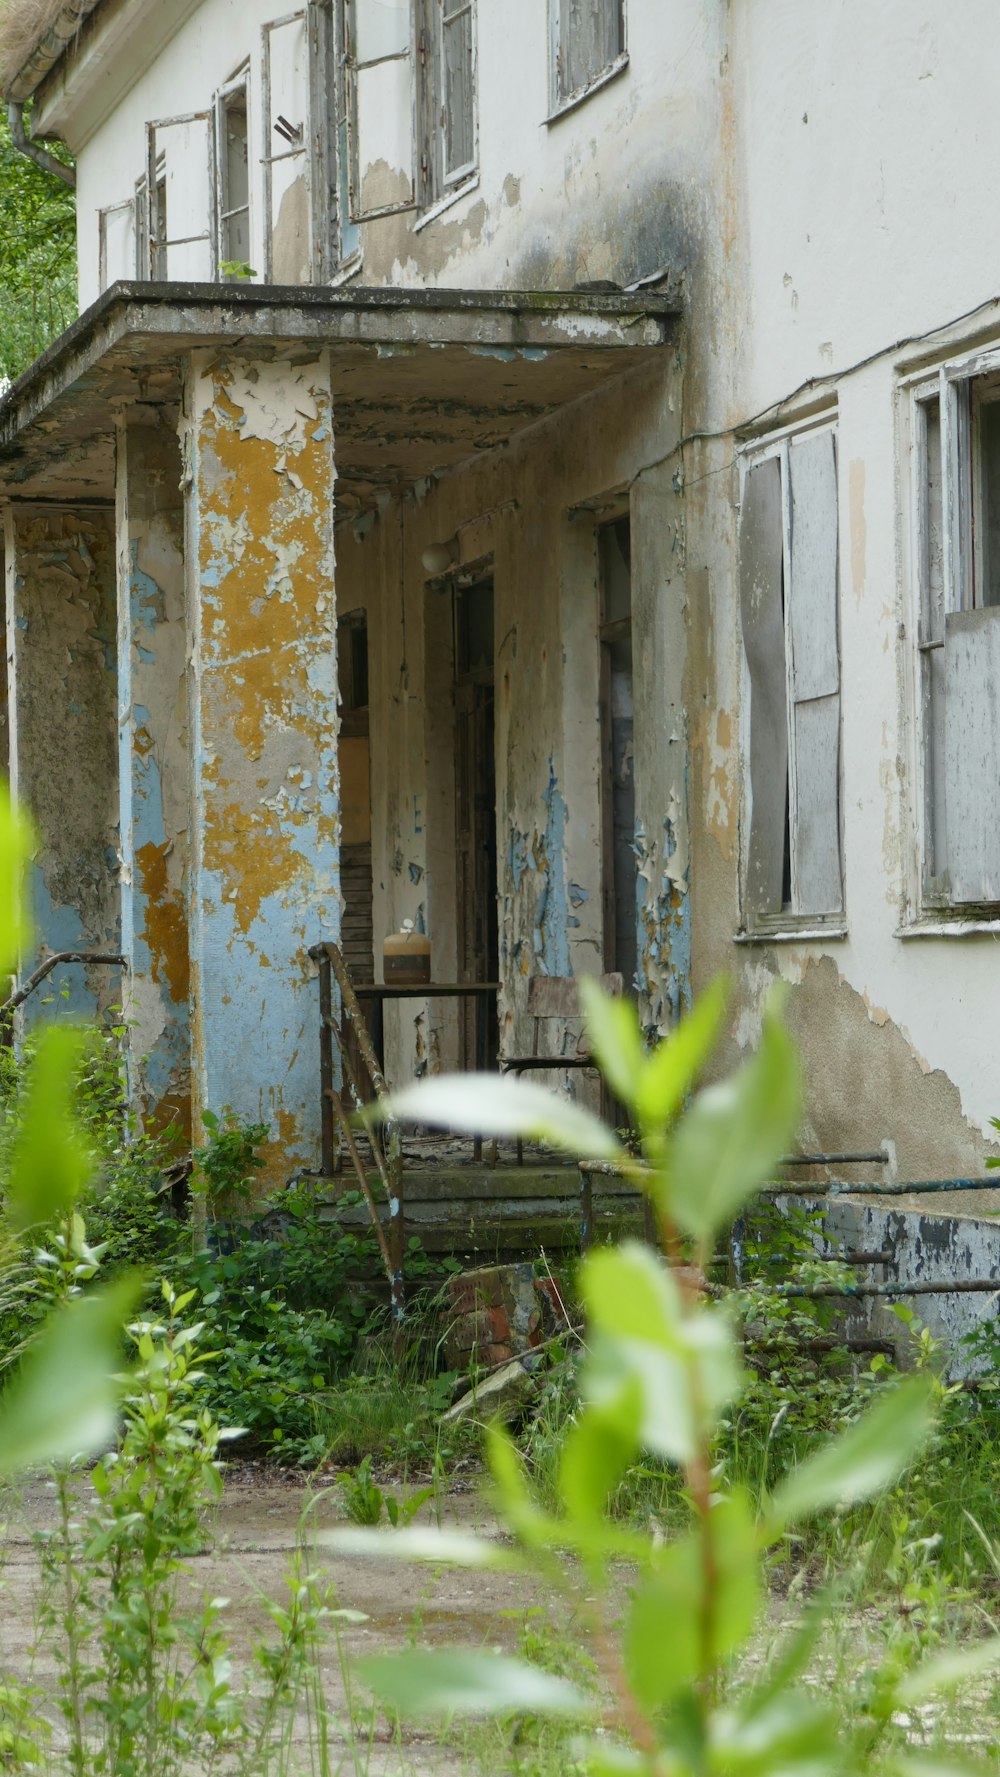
(1, 0, 1000, 1217)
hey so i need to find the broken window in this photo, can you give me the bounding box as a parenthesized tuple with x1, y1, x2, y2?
(146, 113, 216, 279)
(98, 198, 136, 292)
(913, 365, 1000, 908)
(550, 0, 626, 114)
(738, 424, 844, 929)
(344, 0, 416, 222)
(418, 0, 477, 205)
(217, 74, 251, 274)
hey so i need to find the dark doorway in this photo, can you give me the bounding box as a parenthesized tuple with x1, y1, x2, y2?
(337, 608, 374, 984)
(599, 516, 637, 991)
(453, 576, 498, 1067)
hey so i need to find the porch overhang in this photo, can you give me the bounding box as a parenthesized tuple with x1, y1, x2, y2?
(0, 281, 680, 517)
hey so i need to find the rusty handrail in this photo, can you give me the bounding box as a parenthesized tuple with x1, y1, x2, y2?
(310, 941, 406, 1327)
(0, 951, 128, 1048)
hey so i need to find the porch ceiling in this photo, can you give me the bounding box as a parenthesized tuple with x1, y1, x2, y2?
(0, 281, 680, 514)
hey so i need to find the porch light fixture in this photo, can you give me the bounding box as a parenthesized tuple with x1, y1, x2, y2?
(420, 538, 459, 575)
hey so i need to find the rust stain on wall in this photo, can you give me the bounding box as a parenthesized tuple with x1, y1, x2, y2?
(136, 839, 190, 1004)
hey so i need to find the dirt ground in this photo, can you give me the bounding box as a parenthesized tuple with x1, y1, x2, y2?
(0, 1463, 551, 1774)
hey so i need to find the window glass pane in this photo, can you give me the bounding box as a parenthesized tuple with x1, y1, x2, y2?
(979, 396, 1000, 608)
(442, 5, 474, 179)
(221, 89, 250, 266)
(355, 0, 410, 65)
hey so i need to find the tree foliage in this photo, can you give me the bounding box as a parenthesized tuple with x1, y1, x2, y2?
(0, 104, 76, 386)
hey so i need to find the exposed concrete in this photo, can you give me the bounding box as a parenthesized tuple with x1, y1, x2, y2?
(116, 411, 190, 1136)
(3, 503, 120, 1022)
(182, 350, 340, 1181)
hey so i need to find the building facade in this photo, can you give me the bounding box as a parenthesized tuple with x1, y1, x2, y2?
(2, 0, 1000, 1192)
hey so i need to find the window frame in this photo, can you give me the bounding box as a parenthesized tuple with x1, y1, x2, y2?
(417, 0, 478, 210)
(215, 65, 252, 278)
(737, 414, 846, 942)
(98, 197, 136, 292)
(145, 111, 217, 281)
(343, 0, 417, 224)
(547, 0, 628, 124)
(905, 346, 1000, 923)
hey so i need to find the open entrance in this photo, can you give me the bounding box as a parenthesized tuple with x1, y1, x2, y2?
(599, 515, 637, 990)
(337, 609, 374, 983)
(453, 574, 498, 1068)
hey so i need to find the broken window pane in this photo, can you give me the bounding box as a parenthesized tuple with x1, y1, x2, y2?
(220, 85, 250, 269)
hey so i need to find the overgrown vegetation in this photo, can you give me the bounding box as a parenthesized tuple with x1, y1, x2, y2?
(0, 103, 76, 384)
(3, 787, 1000, 1768)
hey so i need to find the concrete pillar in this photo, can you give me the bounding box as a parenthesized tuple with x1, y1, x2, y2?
(116, 414, 191, 1137)
(631, 462, 689, 1036)
(3, 503, 120, 1022)
(181, 351, 339, 1181)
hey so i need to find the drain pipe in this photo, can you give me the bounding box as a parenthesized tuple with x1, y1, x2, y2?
(7, 102, 74, 187)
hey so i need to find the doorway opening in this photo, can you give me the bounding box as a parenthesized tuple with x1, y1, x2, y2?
(337, 608, 374, 984)
(453, 574, 498, 1068)
(598, 515, 637, 992)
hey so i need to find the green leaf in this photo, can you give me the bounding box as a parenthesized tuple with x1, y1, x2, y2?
(894, 1636, 1000, 1706)
(321, 1526, 512, 1568)
(764, 1377, 932, 1539)
(0, 1275, 143, 1475)
(709, 1692, 842, 1774)
(358, 1649, 591, 1718)
(559, 1381, 642, 1522)
(375, 1073, 623, 1163)
(663, 990, 800, 1243)
(0, 784, 33, 979)
(625, 1493, 759, 1710)
(634, 974, 729, 1137)
(7, 1027, 93, 1231)
(578, 978, 646, 1109)
(580, 1243, 740, 1460)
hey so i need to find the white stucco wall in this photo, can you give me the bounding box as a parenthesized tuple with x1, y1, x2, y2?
(37, 0, 1000, 1177)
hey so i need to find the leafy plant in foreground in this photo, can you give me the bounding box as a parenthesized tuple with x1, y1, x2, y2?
(327, 978, 1000, 1776)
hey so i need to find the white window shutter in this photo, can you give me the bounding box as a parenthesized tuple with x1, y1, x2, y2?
(788, 430, 843, 915)
(943, 605, 1000, 902)
(739, 456, 787, 919)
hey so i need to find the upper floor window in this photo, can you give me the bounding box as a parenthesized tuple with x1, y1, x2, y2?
(550, 0, 626, 117)
(146, 113, 216, 280)
(738, 422, 844, 933)
(911, 357, 1000, 912)
(217, 72, 251, 275)
(418, 0, 476, 205)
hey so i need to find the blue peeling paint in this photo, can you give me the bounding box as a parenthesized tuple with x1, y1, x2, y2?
(538, 762, 570, 976)
(568, 881, 589, 908)
(24, 868, 99, 1026)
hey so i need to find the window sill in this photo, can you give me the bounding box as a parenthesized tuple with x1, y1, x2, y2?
(545, 53, 629, 125)
(412, 174, 480, 234)
(896, 918, 1000, 939)
(733, 924, 849, 945)
(329, 252, 363, 288)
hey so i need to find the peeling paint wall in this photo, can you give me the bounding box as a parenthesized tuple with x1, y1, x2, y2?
(116, 412, 191, 1135)
(3, 505, 120, 1021)
(181, 350, 339, 1182)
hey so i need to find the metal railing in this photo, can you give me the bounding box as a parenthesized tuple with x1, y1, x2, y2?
(0, 949, 127, 1043)
(309, 941, 405, 1326)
